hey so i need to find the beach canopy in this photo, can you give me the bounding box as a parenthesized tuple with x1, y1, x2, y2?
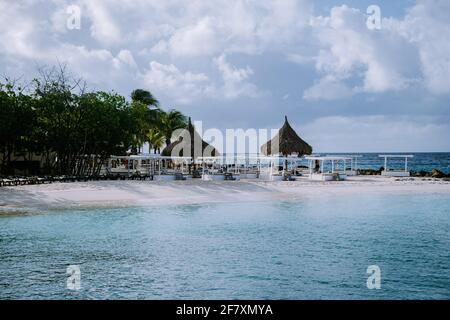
(261, 116, 312, 157)
(162, 117, 219, 159)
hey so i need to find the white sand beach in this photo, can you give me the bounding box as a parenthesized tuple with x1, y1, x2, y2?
(1, 176, 449, 213)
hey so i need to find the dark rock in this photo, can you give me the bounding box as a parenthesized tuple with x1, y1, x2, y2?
(357, 168, 381, 176)
(411, 170, 431, 177)
(431, 169, 445, 178)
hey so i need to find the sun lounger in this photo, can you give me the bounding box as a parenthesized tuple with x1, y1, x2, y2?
(36, 177, 46, 184)
(284, 175, 296, 181)
(224, 172, 236, 181)
(2, 178, 15, 186)
(175, 172, 186, 180)
(17, 178, 29, 185)
(192, 170, 202, 178)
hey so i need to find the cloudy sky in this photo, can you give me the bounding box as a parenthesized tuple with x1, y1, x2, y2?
(1, 0, 449, 152)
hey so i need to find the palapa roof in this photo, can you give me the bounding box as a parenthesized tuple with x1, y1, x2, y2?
(261, 116, 312, 156)
(162, 117, 219, 159)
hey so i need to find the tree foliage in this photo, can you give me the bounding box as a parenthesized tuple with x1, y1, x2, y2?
(158, 109, 187, 146)
(0, 69, 187, 176)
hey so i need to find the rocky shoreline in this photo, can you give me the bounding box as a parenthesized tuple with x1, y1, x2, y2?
(357, 168, 450, 179)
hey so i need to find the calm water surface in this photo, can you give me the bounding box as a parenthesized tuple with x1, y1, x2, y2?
(0, 193, 449, 299)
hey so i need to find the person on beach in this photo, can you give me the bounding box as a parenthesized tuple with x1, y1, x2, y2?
(314, 160, 320, 173)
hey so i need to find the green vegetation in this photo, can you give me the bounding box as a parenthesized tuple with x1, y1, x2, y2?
(0, 67, 187, 176)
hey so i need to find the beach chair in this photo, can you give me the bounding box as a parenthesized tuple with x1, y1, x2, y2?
(2, 178, 14, 186)
(192, 169, 202, 179)
(283, 174, 296, 181)
(37, 177, 46, 184)
(224, 172, 236, 181)
(45, 176, 54, 183)
(17, 177, 29, 185)
(175, 172, 186, 181)
(137, 173, 148, 180)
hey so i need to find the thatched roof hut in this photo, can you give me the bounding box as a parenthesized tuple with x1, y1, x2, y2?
(162, 117, 219, 159)
(261, 116, 312, 157)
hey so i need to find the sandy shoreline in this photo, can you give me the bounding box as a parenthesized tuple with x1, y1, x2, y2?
(1, 176, 450, 213)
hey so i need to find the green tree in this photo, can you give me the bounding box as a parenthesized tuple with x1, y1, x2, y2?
(0, 68, 189, 176)
(158, 109, 187, 147)
(32, 70, 82, 174)
(130, 89, 162, 153)
(0, 82, 36, 174)
(131, 89, 159, 108)
(76, 91, 141, 175)
(129, 100, 151, 154)
(146, 129, 164, 154)
(30, 67, 149, 175)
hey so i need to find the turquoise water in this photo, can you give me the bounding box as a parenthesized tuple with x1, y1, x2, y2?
(259, 152, 450, 173)
(326, 152, 450, 174)
(0, 193, 449, 299)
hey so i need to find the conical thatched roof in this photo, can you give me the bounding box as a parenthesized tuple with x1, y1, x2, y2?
(261, 116, 312, 156)
(162, 117, 219, 159)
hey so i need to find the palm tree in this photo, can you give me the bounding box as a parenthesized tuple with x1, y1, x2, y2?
(131, 89, 161, 153)
(158, 109, 187, 147)
(146, 129, 164, 154)
(131, 89, 159, 108)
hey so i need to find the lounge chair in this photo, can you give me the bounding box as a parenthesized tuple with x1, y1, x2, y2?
(175, 172, 186, 181)
(224, 172, 236, 181)
(192, 169, 202, 179)
(283, 174, 296, 181)
(2, 178, 15, 186)
(36, 177, 46, 184)
(17, 177, 29, 185)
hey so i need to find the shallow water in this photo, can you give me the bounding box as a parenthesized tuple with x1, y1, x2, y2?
(0, 193, 449, 299)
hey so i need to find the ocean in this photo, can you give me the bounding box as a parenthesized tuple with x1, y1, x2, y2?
(0, 192, 449, 299)
(227, 152, 450, 173)
(325, 152, 450, 174)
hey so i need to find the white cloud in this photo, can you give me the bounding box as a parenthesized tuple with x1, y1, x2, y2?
(303, 76, 354, 100)
(44, 45, 139, 90)
(83, 1, 123, 45)
(0, 1, 44, 60)
(148, 0, 312, 56)
(140, 56, 263, 104)
(300, 1, 450, 100)
(161, 17, 219, 57)
(398, 0, 450, 94)
(116, 50, 137, 69)
(140, 61, 213, 104)
(301, 115, 450, 152)
(1, 0, 450, 108)
(213, 54, 262, 99)
(302, 5, 419, 100)
(287, 53, 315, 65)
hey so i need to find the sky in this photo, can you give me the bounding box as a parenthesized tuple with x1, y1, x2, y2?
(0, 0, 449, 152)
